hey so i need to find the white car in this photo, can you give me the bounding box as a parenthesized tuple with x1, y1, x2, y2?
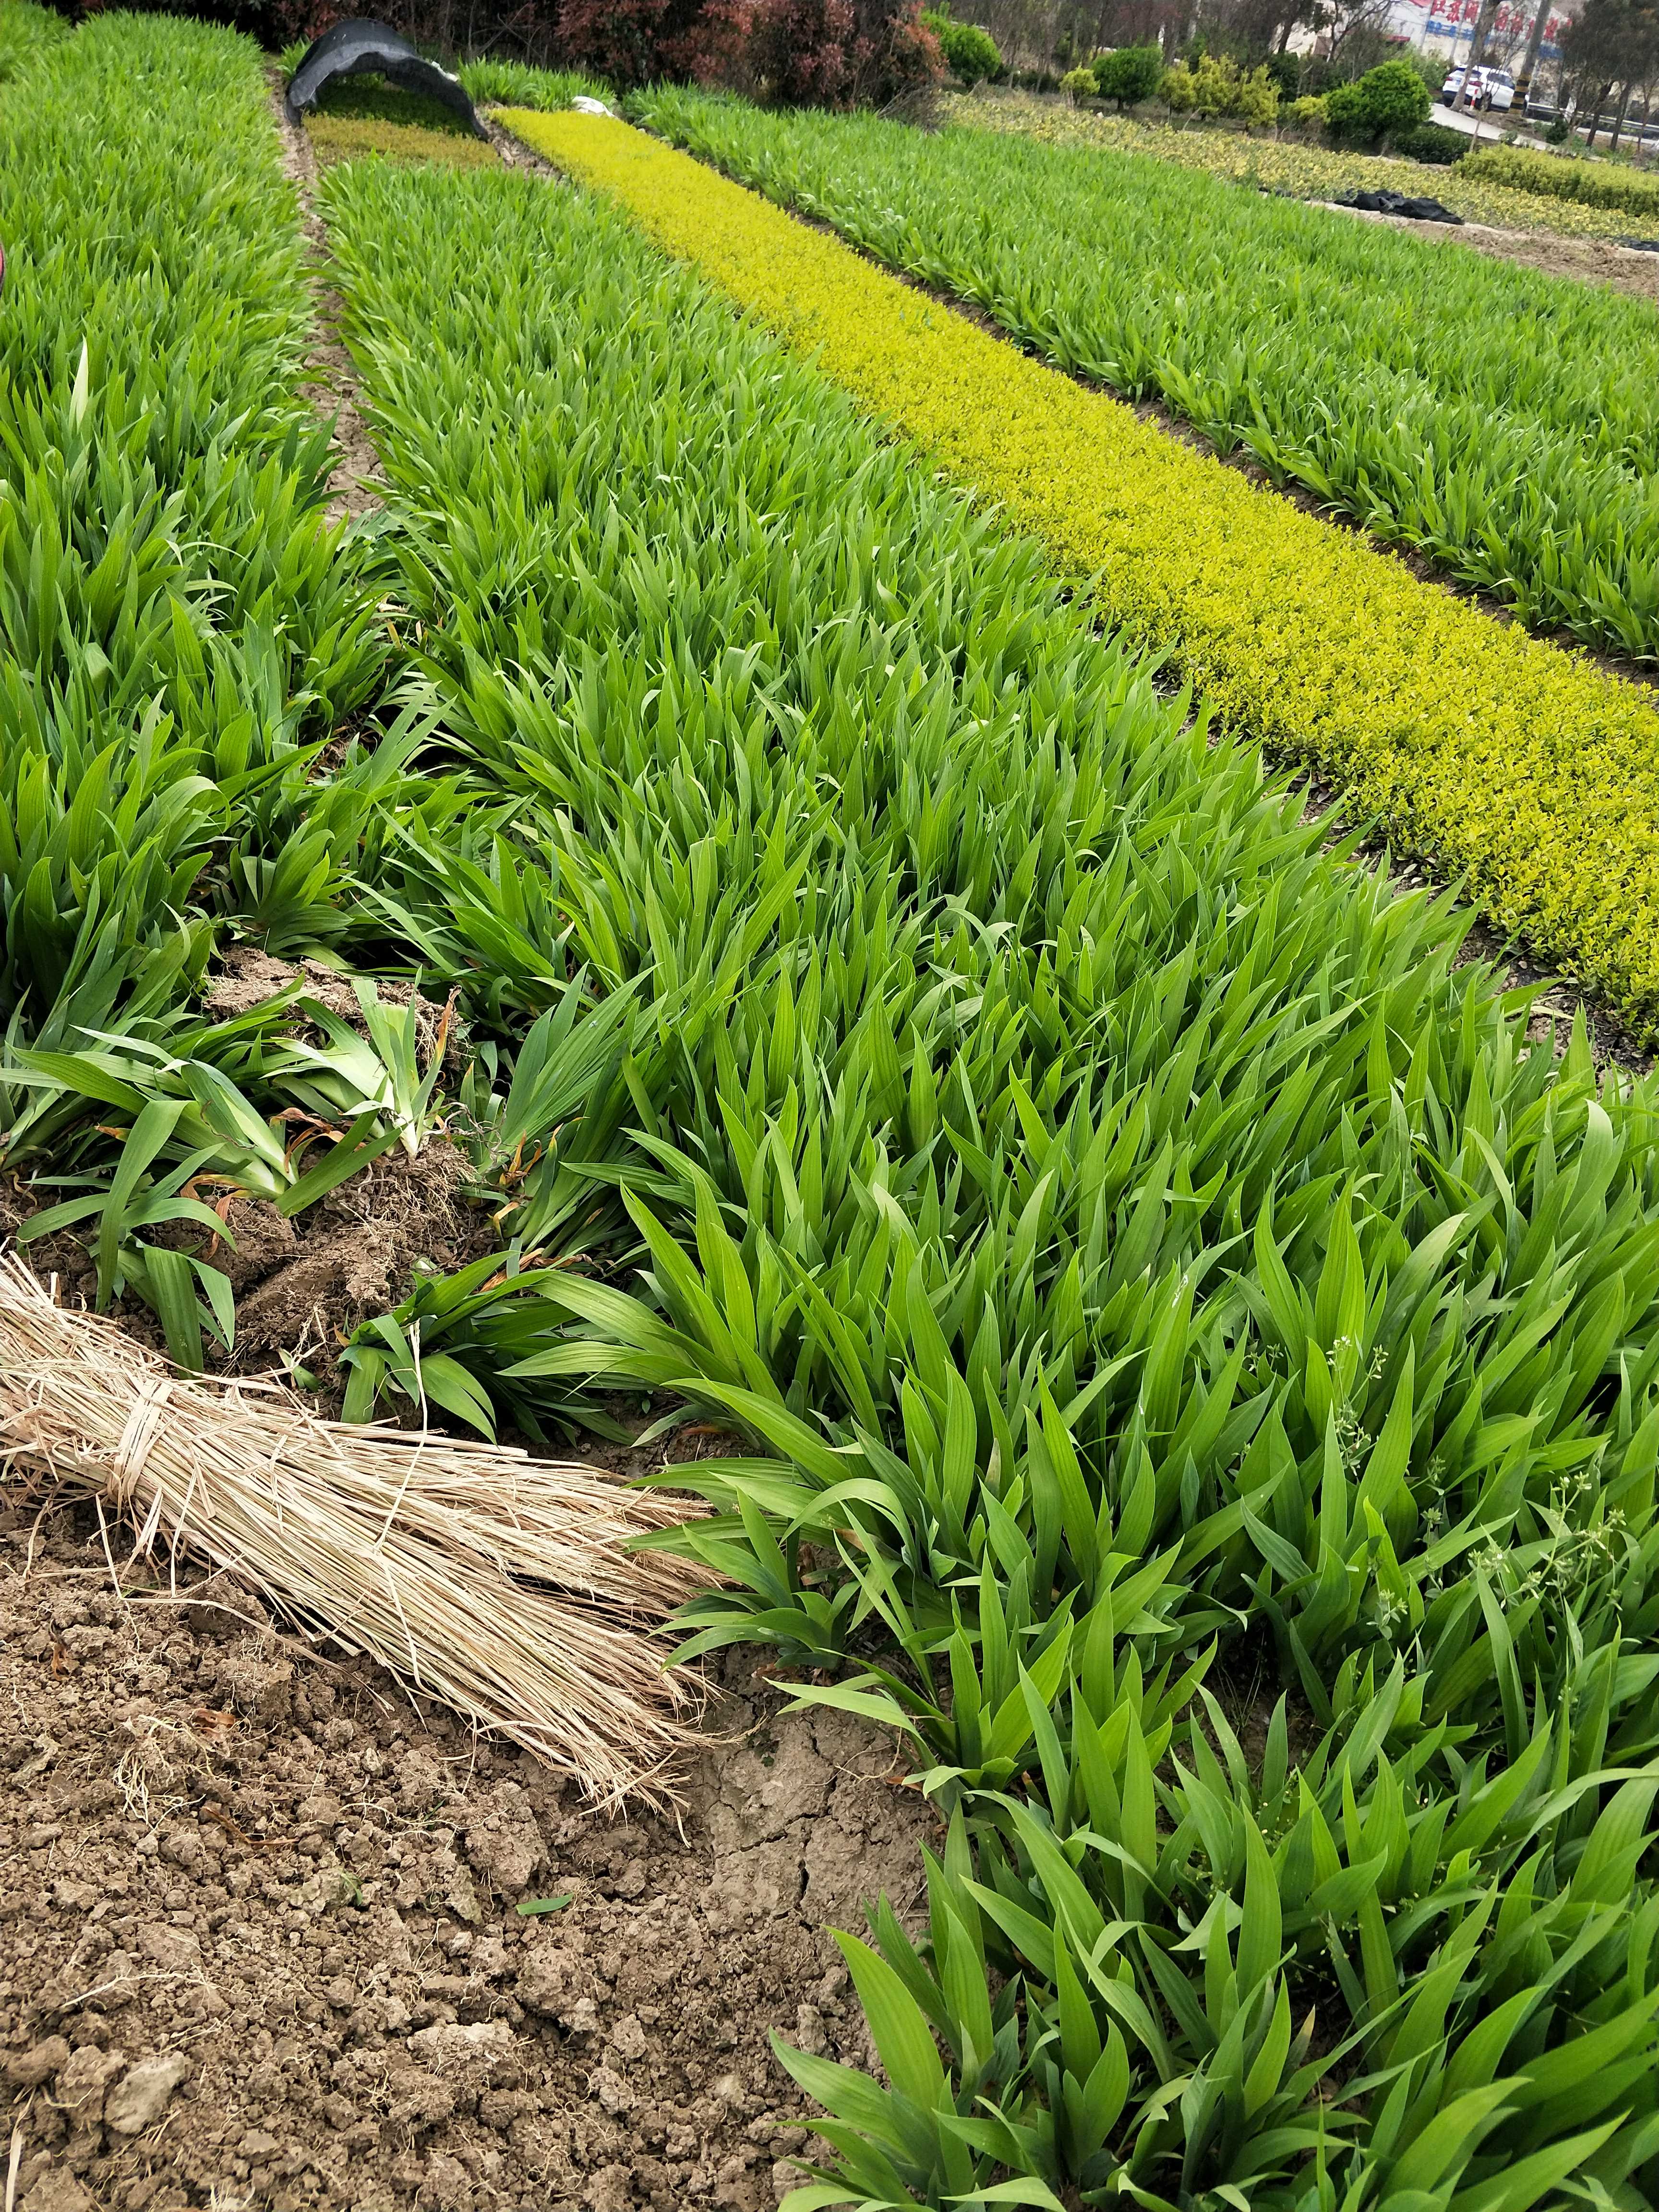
(1441, 65, 1515, 109)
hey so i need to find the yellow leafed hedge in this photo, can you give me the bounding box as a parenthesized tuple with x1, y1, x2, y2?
(1461, 139, 1659, 220)
(501, 108, 1659, 1028)
(305, 112, 498, 172)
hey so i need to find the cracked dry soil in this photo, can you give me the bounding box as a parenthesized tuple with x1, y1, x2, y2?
(0, 1504, 937, 2212)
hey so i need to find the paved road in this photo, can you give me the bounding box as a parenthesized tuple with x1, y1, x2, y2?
(1430, 101, 1552, 149)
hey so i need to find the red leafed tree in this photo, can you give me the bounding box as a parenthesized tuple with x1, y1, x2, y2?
(747, 0, 941, 102)
(555, 0, 749, 82)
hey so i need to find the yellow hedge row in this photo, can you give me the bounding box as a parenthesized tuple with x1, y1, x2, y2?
(305, 113, 499, 172)
(500, 108, 1659, 1029)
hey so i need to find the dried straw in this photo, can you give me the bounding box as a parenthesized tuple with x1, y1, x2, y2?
(0, 1254, 707, 1808)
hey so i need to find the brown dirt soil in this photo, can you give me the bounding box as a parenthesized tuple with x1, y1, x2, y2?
(0, 1501, 937, 2212)
(3, 1141, 495, 1389)
(270, 81, 389, 530)
(1315, 197, 1659, 305)
(479, 115, 565, 177)
(200, 947, 465, 1073)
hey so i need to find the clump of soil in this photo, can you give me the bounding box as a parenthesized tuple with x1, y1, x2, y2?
(225, 1142, 485, 1369)
(200, 947, 464, 1073)
(0, 1502, 937, 2212)
(5, 1140, 493, 1393)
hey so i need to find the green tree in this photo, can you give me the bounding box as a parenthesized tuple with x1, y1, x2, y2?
(923, 8, 1003, 81)
(1236, 58, 1279, 122)
(1326, 54, 1431, 136)
(1563, 0, 1659, 145)
(1093, 41, 1165, 103)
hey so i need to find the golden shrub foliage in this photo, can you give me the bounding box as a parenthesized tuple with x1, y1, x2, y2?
(504, 107, 1659, 1023)
(305, 112, 499, 172)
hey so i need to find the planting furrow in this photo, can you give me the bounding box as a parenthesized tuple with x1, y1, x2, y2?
(0, 10, 390, 1066)
(316, 142, 1659, 2211)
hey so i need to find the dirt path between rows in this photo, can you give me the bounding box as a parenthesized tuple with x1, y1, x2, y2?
(0, 1503, 934, 2212)
(270, 79, 387, 528)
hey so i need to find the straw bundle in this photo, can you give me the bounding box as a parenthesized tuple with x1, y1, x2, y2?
(0, 1254, 707, 1808)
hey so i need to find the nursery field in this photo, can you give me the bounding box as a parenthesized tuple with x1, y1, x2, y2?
(945, 92, 1652, 241)
(12, 10, 1659, 2212)
(636, 89, 1659, 666)
(515, 107, 1659, 1030)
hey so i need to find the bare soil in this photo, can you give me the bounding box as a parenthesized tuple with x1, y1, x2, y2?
(199, 949, 463, 1071)
(2, 1139, 493, 1393)
(269, 81, 388, 529)
(0, 1502, 937, 2212)
(1315, 197, 1659, 306)
(479, 114, 565, 178)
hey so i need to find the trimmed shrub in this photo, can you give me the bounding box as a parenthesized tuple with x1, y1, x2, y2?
(1091, 41, 1163, 107)
(1325, 57, 1431, 140)
(1462, 141, 1659, 216)
(1160, 57, 1196, 108)
(1263, 48, 1299, 97)
(932, 14, 1001, 84)
(1388, 118, 1466, 164)
(1160, 52, 1275, 126)
(1286, 90, 1326, 129)
(1060, 62, 1096, 98)
(1188, 53, 1235, 115)
(1235, 60, 1277, 127)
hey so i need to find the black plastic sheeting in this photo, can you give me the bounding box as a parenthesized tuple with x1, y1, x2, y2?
(285, 19, 486, 137)
(1334, 189, 1465, 225)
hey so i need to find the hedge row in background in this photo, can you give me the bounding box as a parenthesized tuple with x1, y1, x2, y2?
(311, 135, 1659, 2212)
(1462, 138, 1659, 218)
(634, 88, 1659, 667)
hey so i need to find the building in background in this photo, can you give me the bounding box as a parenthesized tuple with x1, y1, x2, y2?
(1385, 0, 1572, 80)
